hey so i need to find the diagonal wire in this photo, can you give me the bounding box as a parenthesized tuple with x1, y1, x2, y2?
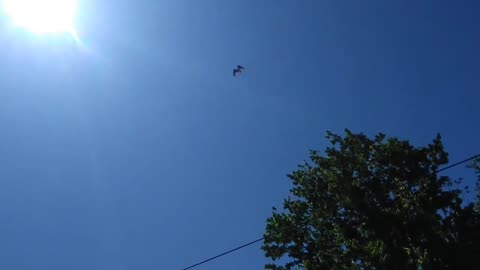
(436, 154, 479, 173)
(182, 238, 264, 270)
(181, 153, 479, 270)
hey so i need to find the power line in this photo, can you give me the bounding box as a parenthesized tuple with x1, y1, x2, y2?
(436, 154, 479, 173)
(181, 154, 479, 270)
(182, 237, 264, 270)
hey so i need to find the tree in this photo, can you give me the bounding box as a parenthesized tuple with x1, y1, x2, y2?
(262, 130, 480, 270)
(473, 157, 480, 214)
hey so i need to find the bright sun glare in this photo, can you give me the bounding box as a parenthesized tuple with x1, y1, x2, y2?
(3, 0, 77, 36)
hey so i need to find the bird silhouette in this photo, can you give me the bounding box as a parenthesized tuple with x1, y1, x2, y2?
(233, 65, 245, 76)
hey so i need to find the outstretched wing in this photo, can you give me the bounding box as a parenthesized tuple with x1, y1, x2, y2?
(233, 65, 245, 76)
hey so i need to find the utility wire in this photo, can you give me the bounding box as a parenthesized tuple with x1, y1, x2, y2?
(182, 238, 264, 270)
(436, 154, 479, 173)
(181, 154, 479, 270)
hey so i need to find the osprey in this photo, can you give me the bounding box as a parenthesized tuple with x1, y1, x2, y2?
(233, 65, 245, 76)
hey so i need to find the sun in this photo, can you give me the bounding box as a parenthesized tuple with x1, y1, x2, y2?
(3, 0, 77, 36)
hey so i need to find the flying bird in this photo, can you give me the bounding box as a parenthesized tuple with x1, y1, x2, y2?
(233, 65, 245, 76)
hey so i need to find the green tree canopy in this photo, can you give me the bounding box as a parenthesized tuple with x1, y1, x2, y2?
(263, 130, 479, 270)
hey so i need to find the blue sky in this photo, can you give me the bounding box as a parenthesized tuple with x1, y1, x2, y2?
(0, 0, 479, 269)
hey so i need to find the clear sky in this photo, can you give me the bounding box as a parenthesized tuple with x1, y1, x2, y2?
(0, 0, 479, 269)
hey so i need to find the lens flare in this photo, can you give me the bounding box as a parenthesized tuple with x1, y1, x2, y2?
(3, 0, 77, 35)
